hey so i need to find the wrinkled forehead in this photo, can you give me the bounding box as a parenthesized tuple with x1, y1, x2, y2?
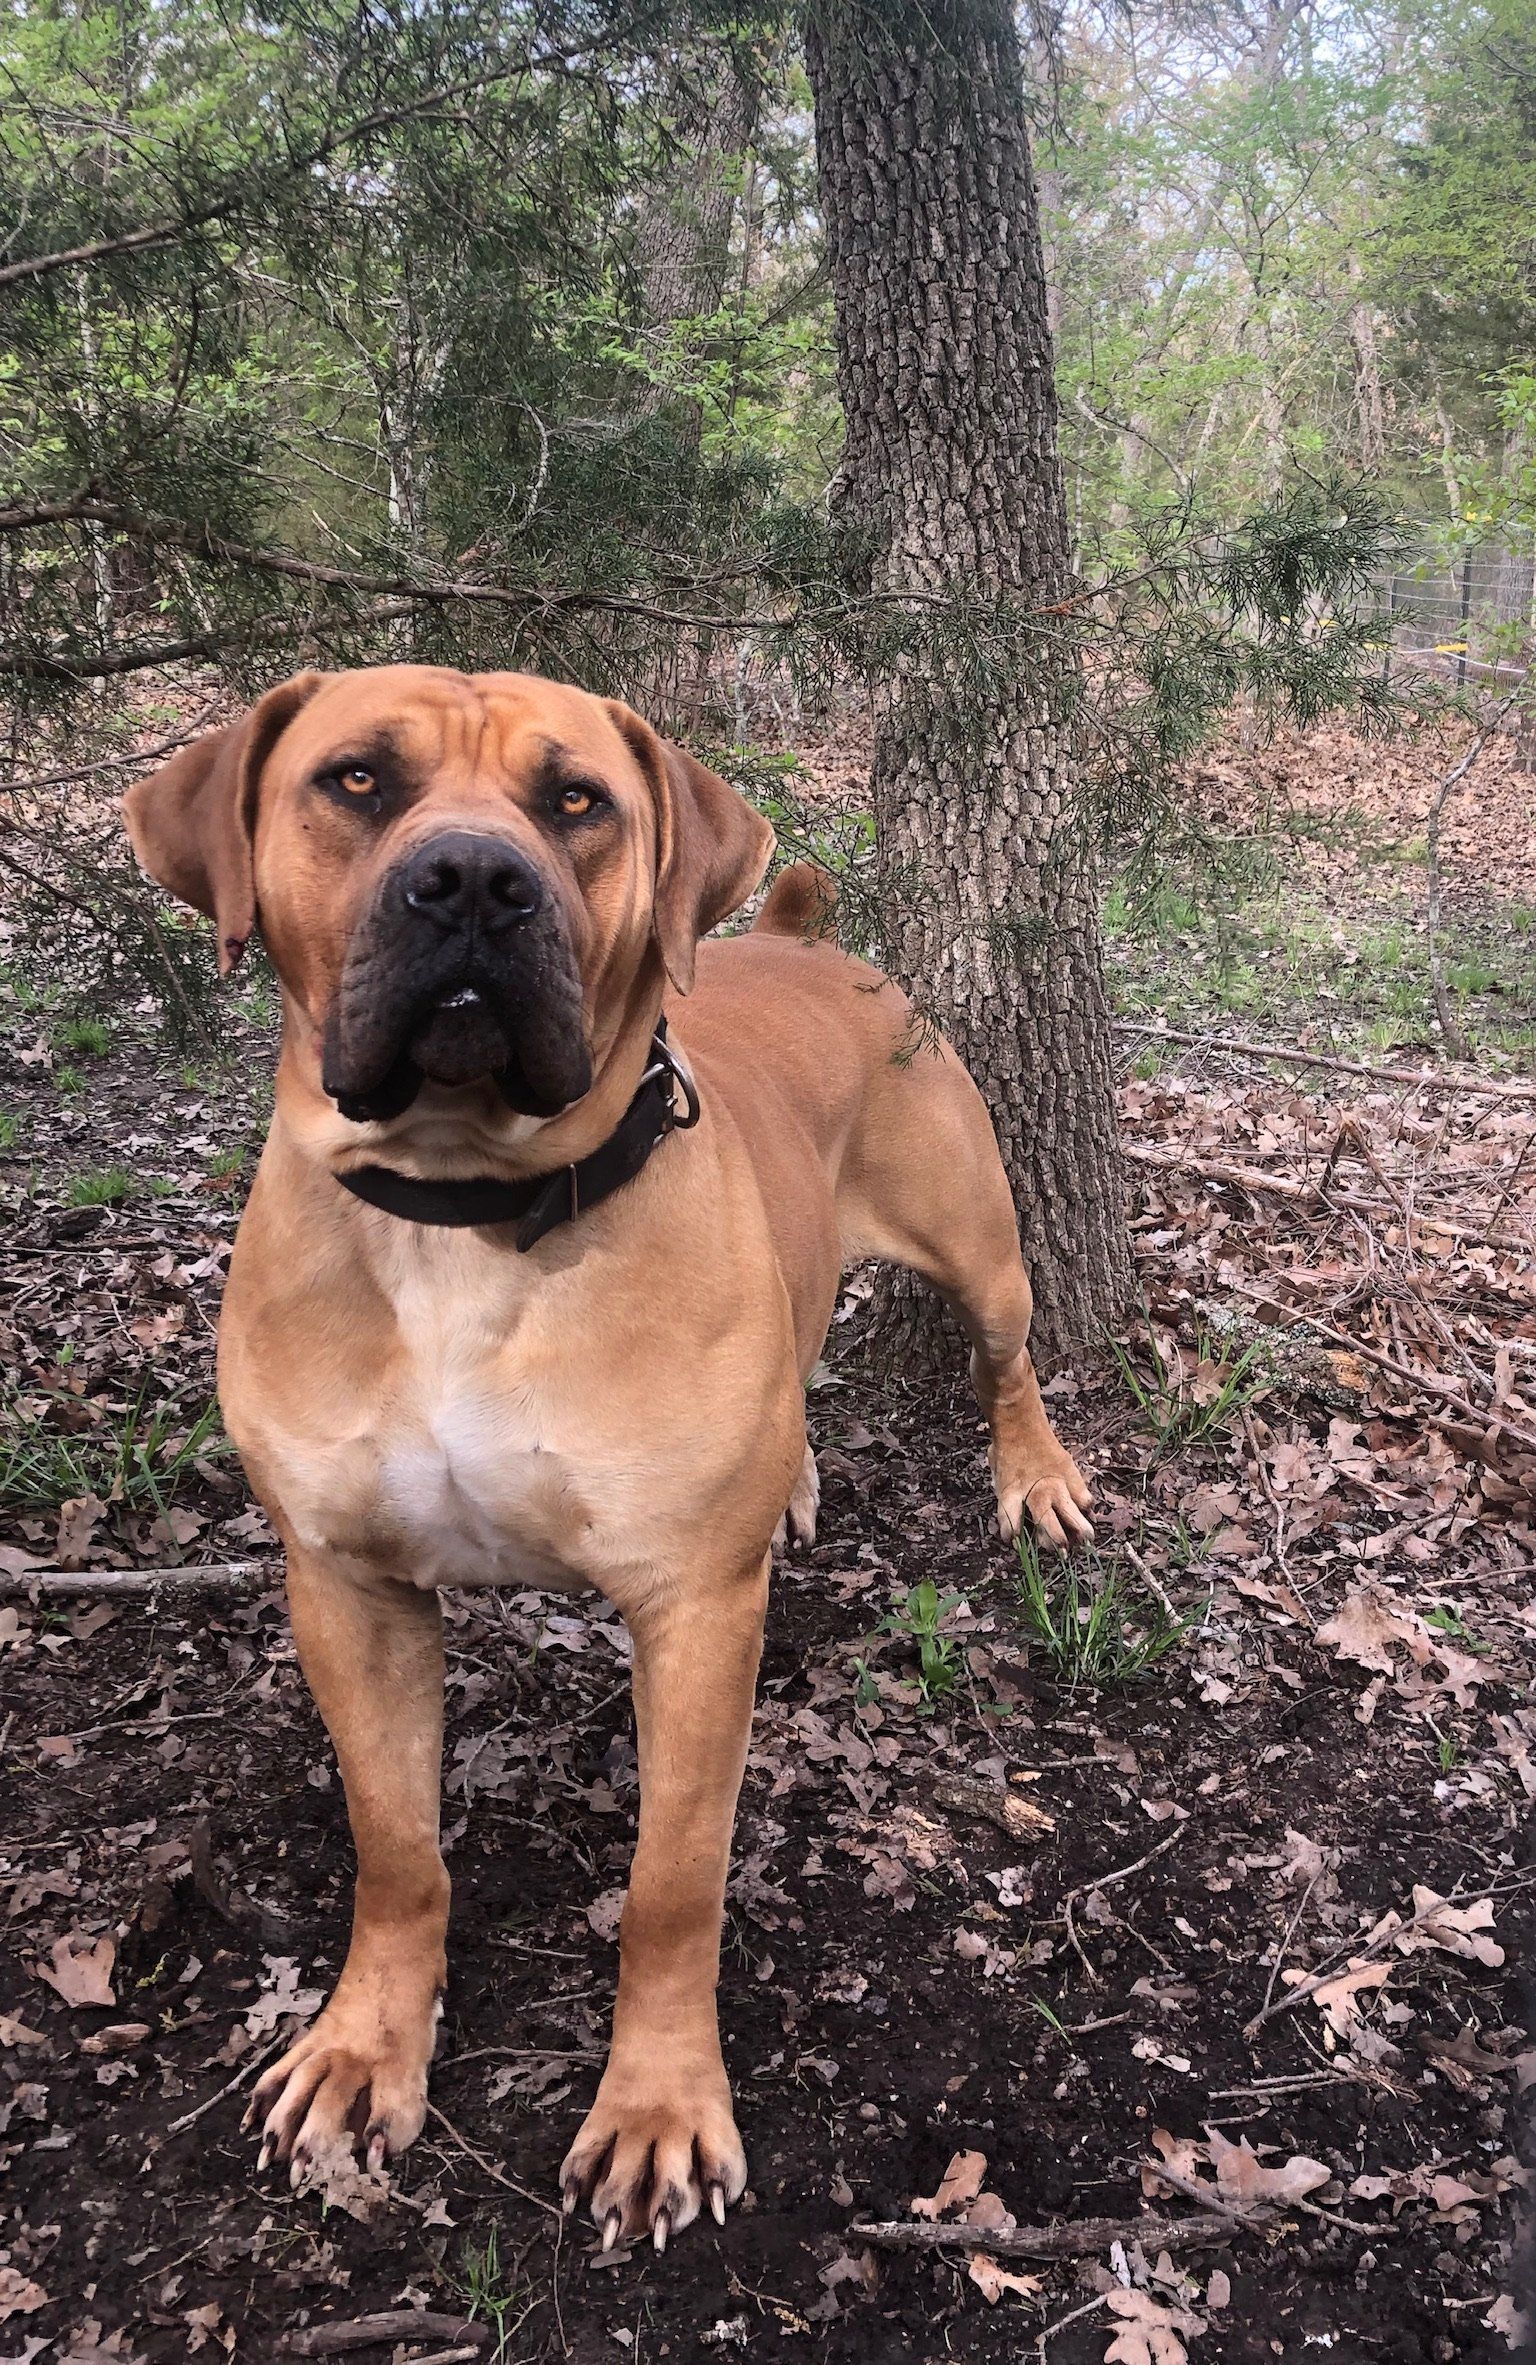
(273, 666, 643, 788)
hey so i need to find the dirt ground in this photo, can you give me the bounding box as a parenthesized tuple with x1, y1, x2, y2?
(2, 717, 1535, 2365)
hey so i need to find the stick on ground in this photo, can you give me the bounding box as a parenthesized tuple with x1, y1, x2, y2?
(850, 2209, 1241, 2260)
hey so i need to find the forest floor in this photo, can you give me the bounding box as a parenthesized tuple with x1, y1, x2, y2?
(1, 712, 1534, 2365)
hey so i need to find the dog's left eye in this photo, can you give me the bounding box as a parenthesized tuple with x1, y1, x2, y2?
(556, 785, 602, 819)
(336, 765, 376, 796)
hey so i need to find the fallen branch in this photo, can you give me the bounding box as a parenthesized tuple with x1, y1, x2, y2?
(850, 2209, 1241, 2261)
(1303, 1317, 1536, 1460)
(932, 1773, 1055, 1840)
(1124, 1140, 1531, 1254)
(1117, 1024, 1536, 1103)
(278, 2314, 489, 2358)
(0, 1562, 271, 1599)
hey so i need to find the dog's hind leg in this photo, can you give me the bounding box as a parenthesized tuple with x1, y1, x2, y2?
(772, 1441, 820, 1553)
(843, 1036, 1094, 1550)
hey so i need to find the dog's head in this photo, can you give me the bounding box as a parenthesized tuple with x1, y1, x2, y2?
(123, 666, 773, 1125)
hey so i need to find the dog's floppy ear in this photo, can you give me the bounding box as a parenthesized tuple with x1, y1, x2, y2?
(123, 672, 324, 975)
(606, 704, 775, 993)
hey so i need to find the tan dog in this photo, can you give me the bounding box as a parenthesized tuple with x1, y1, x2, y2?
(124, 665, 1092, 2250)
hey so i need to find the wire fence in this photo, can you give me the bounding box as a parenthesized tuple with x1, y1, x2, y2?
(1375, 541, 1534, 693)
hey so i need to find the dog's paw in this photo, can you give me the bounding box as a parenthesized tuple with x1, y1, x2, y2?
(772, 1444, 820, 1555)
(247, 1993, 439, 2184)
(559, 2060, 747, 2251)
(997, 1452, 1095, 1551)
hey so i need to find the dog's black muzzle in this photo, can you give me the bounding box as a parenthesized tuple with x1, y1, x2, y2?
(321, 830, 592, 1124)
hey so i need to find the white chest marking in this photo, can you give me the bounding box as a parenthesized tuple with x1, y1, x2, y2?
(293, 1249, 598, 1591)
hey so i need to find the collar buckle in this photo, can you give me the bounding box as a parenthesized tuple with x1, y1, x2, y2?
(641, 1027, 701, 1132)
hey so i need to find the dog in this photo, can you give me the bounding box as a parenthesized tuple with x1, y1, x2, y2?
(124, 664, 1093, 2250)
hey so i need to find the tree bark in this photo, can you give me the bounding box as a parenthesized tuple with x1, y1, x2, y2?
(805, 0, 1130, 1367)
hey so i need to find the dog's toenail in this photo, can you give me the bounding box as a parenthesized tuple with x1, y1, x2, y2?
(562, 2181, 580, 2217)
(602, 2208, 622, 2252)
(708, 2183, 727, 2226)
(257, 2139, 272, 2172)
(653, 2210, 669, 2254)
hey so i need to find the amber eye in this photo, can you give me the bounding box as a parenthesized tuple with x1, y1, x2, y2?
(337, 764, 376, 795)
(558, 785, 596, 818)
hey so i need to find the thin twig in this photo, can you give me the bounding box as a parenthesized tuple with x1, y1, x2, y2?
(425, 2102, 558, 2217)
(165, 2036, 283, 2137)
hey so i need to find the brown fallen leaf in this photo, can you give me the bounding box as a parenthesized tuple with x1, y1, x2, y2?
(911, 2149, 987, 2220)
(966, 2251, 1040, 2304)
(0, 2012, 47, 2048)
(1315, 1589, 1424, 1675)
(1399, 1887, 1504, 1969)
(1105, 2287, 1205, 2365)
(1289, 1957, 1391, 2041)
(1205, 2129, 1330, 2207)
(0, 2269, 48, 2322)
(53, 1493, 108, 1571)
(35, 1931, 116, 2008)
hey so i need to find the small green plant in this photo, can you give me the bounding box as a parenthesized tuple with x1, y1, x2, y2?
(458, 2228, 527, 2362)
(65, 1166, 135, 1208)
(851, 1653, 880, 1708)
(55, 1015, 111, 1058)
(0, 1386, 226, 1516)
(54, 1063, 85, 1098)
(880, 1580, 966, 1707)
(1014, 1535, 1200, 1690)
(1110, 1322, 1264, 1455)
(206, 1150, 247, 1192)
(1424, 1604, 1487, 1653)
(1446, 959, 1500, 995)
(0, 1112, 19, 1150)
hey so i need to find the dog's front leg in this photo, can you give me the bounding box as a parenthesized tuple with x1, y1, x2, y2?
(250, 1551, 448, 2182)
(562, 1554, 769, 2250)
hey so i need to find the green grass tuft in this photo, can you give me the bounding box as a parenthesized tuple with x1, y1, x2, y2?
(1014, 1535, 1201, 1691)
(0, 1386, 226, 1516)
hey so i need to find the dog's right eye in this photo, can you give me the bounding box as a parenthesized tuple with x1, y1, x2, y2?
(319, 764, 383, 808)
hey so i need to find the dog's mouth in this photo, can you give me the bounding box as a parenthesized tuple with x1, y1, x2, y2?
(320, 858, 592, 1126)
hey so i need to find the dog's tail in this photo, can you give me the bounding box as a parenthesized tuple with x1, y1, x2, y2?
(752, 860, 839, 942)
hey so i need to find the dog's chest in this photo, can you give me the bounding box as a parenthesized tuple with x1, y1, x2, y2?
(283, 1269, 604, 1591)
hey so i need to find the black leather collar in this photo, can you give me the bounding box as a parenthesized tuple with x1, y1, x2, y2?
(335, 1021, 699, 1250)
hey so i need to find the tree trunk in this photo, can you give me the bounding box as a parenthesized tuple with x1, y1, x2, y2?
(805, 0, 1130, 1369)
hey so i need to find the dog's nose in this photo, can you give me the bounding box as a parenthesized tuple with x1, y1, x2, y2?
(400, 832, 543, 931)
